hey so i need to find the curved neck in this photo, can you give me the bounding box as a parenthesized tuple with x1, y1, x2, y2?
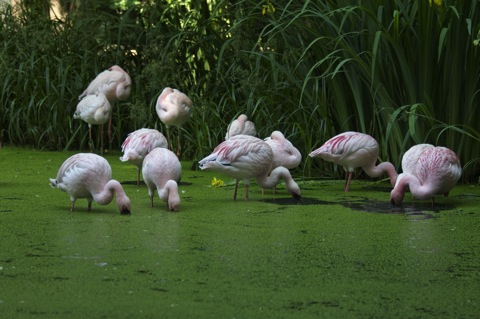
(158, 180, 179, 201)
(363, 161, 398, 186)
(256, 167, 300, 197)
(93, 180, 123, 205)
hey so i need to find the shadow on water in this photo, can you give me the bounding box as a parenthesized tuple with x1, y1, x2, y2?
(260, 196, 456, 220)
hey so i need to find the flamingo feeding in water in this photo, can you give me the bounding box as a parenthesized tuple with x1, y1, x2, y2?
(198, 134, 301, 201)
(155, 87, 192, 158)
(119, 128, 168, 186)
(74, 92, 111, 153)
(309, 131, 398, 192)
(142, 147, 182, 211)
(390, 146, 462, 206)
(78, 65, 132, 147)
(49, 153, 131, 214)
(225, 114, 257, 139)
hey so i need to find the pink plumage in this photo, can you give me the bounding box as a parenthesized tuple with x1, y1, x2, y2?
(78, 65, 132, 144)
(264, 131, 302, 170)
(142, 148, 182, 211)
(198, 135, 301, 201)
(49, 153, 131, 214)
(309, 131, 398, 191)
(390, 146, 462, 206)
(74, 92, 111, 152)
(78, 65, 132, 103)
(225, 114, 257, 139)
(120, 128, 168, 186)
(155, 87, 193, 158)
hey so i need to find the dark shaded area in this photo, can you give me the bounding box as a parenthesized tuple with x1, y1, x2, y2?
(260, 196, 457, 219)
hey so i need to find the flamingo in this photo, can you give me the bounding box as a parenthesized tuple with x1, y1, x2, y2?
(78, 65, 132, 146)
(309, 131, 398, 192)
(400, 143, 434, 175)
(198, 135, 301, 201)
(264, 131, 302, 194)
(119, 128, 168, 186)
(142, 147, 182, 211)
(49, 153, 131, 214)
(390, 146, 462, 206)
(225, 114, 257, 139)
(73, 92, 111, 153)
(155, 87, 192, 158)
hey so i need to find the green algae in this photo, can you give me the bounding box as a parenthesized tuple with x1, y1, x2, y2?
(0, 147, 479, 318)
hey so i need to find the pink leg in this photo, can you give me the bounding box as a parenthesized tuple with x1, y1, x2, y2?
(177, 129, 181, 158)
(344, 172, 352, 192)
(100, 124, 105, 155)
(88, 126, 93, 153)
(108, 112, 112, 148)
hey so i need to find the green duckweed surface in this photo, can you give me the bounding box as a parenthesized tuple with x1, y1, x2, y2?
(0, 147, 479, 318)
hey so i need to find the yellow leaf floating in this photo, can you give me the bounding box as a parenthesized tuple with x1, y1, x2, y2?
(211, 177, 224, 188)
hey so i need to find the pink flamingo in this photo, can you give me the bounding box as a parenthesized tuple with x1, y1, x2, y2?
(390, 146, 462, 206)
(119, 128, 168, 186)
(155, 87, 192, 158)
(198, 135, 301, 201)
(142, 148, 182, 211)
(49, 153, 131, 214)
(78, 65, 132, 145)
(265, 131, 302, 170)
(400, 143, 434, 175)
(309, 131, 398, 192)
(264, 131, 302, 194)
(73, 92, 111, 153)
(225, 114, 257, 139)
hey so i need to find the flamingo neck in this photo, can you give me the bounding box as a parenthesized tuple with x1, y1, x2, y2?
(363, 161, 398, 186)
(158, 180, 180, 211)
(256, 167, 301, 198)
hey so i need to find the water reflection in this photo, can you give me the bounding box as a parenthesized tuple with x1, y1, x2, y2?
(260, 197, 456, 220)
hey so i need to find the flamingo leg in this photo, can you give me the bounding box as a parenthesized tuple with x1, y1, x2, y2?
(244, 184, 249, 201)
(70, 201, 75, 212)
(107, 108, 113, 151)
(137, 168, 141, 187)
(88, 125, 93, 153)
(150, 195, 154, 208)
(166, 127, 172, 152)
(100, 124, 104, 155)
(233, 179, 239, 200)
(176, 128, 181, 158)
(87, 200, 92, 212)
(344, 172, 353, 192)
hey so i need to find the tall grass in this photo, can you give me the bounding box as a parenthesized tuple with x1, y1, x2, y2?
(0, 0, 478, 181)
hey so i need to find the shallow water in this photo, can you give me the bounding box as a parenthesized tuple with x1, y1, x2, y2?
(0, 148, 479, 318)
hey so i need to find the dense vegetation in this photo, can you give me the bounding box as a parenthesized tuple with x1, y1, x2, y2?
(0, 0, 479, 181)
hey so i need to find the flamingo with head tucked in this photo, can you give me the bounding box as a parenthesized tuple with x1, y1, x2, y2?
(198, 135, 301, 201)
(142, 147, 182, 211)
(390, 146, 462, 206)
(119, 128, 168, 186)
(309, 131, 398, 192)
(74, 92, 111, 153)
(225, 114, 257, 139)
(79, 65, 132, 146)
(264, 131, 302, 194)
(155, 87, 192, 158)
(49, 153, 131, 214)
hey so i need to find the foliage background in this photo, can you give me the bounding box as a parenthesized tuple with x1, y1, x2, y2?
(0, 0, 479, 181)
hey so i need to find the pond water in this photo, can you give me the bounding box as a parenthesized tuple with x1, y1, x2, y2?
(0, 148, 479, 318)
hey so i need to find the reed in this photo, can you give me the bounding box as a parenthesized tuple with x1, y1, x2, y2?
(0, 0, 478, 181)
